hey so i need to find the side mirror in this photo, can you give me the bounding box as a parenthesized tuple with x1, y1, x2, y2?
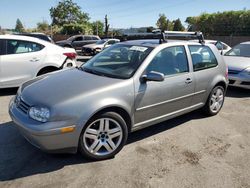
(141, 71, 165, 82)
(215, 41, 223, 55)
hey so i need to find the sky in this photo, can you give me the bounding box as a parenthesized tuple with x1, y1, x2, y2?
(0, 0, 249, 29)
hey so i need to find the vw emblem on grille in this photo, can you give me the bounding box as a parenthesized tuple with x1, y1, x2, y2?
(15, 95, 21, 107)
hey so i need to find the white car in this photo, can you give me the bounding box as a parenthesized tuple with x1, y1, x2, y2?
(0, 35, 77, 88)
(82, 39, 120, 55)
(190, 39, 231, 54)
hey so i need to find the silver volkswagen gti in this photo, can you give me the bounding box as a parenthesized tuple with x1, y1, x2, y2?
(9, 32, 228, 160)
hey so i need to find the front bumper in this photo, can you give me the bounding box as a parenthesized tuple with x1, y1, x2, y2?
(228, 73, 250, 89)
(9, 97, 85, 153)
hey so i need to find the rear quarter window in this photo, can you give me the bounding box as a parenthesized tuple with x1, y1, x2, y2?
(6, 40, 44, 55)
(189, 45, 218, 71)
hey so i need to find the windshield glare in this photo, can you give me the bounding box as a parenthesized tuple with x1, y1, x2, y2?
(96, 40, 106, 44)
(225, 44, 250, 57)
(82, 44, 153, 79)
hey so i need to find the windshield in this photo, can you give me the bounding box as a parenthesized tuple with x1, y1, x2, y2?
(96, 40, 107, 44)
(82, 44, 153, 79)
(225, 44, 250, 57)
(68, 36, 75, 41)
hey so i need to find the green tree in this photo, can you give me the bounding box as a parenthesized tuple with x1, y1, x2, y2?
(185, 10, 250, 36)
(61, 23, 92, 35)
(146, 26, 155, 33)
(156, 14, 168, 31)
(15, 18, 25, 33)
(92, 21, 104, 36)
(173, 18, 185, 31)
(37, 21, 50, 32)
(185, 16, 198, 31)
(50, 0, 89, 26)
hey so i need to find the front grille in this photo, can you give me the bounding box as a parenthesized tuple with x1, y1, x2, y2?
(16, 97, 30, 114)
(228, 69, 241, 75)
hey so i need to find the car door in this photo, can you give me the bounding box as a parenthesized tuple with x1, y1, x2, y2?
(71, 36, 84, 50)
(0, 39, 5, 87)
(187, 45, 219, 105)
(0, 39, 46, 87)
(134, 45, 195, 127)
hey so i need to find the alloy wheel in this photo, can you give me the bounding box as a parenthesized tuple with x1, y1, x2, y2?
(83, 118, 123, 156)
(209, 87, 224, 113)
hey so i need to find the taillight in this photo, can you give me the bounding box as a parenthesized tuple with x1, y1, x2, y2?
(63, 52, 77, 59)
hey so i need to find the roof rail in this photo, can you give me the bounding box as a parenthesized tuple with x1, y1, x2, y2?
(121, 31, 205, 44)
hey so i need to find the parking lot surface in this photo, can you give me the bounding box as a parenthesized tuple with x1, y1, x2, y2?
(0, 87, 249, 188)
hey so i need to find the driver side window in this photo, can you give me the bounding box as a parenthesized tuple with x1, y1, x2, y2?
(107, 40, 116, 45)
(146, 46, 189, 76)
(74, 37, 83, 41)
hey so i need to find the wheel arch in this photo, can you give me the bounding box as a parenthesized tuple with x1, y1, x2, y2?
(36, 65, 60, 76)
(214, 80, 227, 91)
(84, 105, 133, 133)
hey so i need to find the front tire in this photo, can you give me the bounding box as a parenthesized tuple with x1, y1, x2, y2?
(79, 112, 128, 160)
(203, 86, 225, 116)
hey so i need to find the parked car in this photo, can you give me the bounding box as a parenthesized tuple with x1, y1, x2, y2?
(0, 35, 77, 88)
(223, 41, 250, 89)
(9, 32, 228, 160)
(16, 33, 54, 43)
(56, 35, 100, 51)
(82, 38, 120, 55)
(190, 39, 231, 54)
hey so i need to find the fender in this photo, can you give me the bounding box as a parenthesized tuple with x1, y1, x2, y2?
(35, 63, 61, 76)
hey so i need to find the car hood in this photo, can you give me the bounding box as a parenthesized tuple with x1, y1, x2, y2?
(21, 68, 124, 107)
(223, 56, 250, 71)
(83, 43, 103, 49)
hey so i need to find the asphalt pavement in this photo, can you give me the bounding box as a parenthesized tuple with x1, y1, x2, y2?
(0, 87, 249, 188)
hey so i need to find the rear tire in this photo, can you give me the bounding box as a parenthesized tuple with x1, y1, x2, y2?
(78, 112, 128, 160)
(203, 86, 225, 116)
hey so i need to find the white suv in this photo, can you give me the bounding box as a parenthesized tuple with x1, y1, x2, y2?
(0, 35, 77, 88)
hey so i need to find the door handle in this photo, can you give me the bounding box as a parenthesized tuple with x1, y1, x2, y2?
(185, 78, 192, 84)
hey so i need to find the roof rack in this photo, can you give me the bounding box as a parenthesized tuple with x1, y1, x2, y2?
(121, 31, 205, 44)
(161, 31, 204, 44)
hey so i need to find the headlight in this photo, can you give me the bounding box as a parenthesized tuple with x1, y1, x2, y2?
(29, 107, 50, 123)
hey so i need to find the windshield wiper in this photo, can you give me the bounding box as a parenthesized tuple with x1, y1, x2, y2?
(76, 66, 84, 71)
(81, 67, 107, 77)
(80, 67, 125, 79)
